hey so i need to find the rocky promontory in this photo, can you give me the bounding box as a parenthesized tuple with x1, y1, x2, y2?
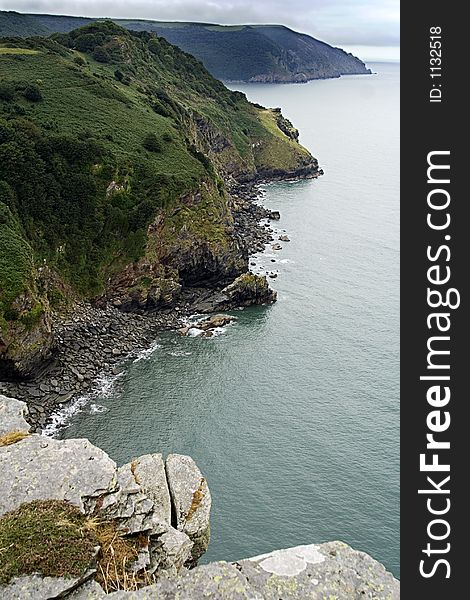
(0, 396, 400, 598)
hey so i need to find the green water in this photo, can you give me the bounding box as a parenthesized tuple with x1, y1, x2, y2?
(60, 64, 400, 576)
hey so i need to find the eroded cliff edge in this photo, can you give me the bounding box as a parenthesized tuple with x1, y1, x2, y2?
(0, 396, 399, 599)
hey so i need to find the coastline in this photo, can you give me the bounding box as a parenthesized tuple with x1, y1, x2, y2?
(0, 175, 319, 433)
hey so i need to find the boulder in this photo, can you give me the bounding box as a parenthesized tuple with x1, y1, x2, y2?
(166, 454, 211, 565)
(131, 454, 172, 526)
(267, 210, 281, 220)
(220, 273, 277, 308)
(278, 235, 290, 242)
(198, 314, 236, 330)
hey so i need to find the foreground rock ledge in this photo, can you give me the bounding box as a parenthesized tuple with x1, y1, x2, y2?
(4, 542, 399, 599)
(0, 396, 399, 598)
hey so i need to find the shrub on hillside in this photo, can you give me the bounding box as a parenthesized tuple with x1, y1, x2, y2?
(0, 83, 15, 102)
(22, 84, 42, 102)
(92, 47, 111, 63)
(142, 133, 162, 153)
(73, 55, 87, 66)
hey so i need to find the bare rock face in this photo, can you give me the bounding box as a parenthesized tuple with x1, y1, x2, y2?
(131, 453, 172, 526)
(0, 435, 118, 517)
(2, 572, 96, 600)
(0, 395, 30, 436)
(221, 273, 277, 307)
(0, 396, 208, 590)
(238, 542, 400, 597)
(151, 527, 194, 578)
(166, 453, 212, 565)
(0, 274, 56, 381)
(193, 272, 277, 313)
(68, 542, 399, 599)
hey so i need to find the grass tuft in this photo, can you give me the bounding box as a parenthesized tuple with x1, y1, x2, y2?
(0, 500, 97, 584)
(0, 499, 154, 590)
(0, 430, 30, 447)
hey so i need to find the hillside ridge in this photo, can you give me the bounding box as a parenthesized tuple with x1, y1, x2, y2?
(0, 10, 371, 83)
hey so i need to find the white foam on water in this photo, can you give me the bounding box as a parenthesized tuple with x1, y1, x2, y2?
(209, 326, 228, 338)
(168, 350, 192, 357)
(187, 327, 204, 337)
(42, 371, 124, 437)
(41, 394, 89, 437)
(132, 340, 161, 363)
(90, 403, 108, 414)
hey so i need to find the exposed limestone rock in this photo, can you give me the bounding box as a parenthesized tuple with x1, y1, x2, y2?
(236, 541, 400, 599)
(150, 527, 193, 578)
(131, 454, 172, 526)
(66, 542, 400, 598)
(2, 572, 96, 600)
(103, 462, 157, 535)
(0, 401, 211, 589)
(0, 436, 117, 517)
(166, 454, 212, 565)
(0, 395, 30, 436)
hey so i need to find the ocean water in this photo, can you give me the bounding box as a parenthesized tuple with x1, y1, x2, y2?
(59, 64, 400, 576)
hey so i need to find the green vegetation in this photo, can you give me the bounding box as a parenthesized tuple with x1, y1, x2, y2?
(0, 21, 315, 364)
(0, 500, 97, 584)
(0, 11, 371, 82)
(0, 499, 151, 591)
(0, 47, 39, 55)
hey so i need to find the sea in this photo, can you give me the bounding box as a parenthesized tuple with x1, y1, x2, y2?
(57, 63, 400, 577)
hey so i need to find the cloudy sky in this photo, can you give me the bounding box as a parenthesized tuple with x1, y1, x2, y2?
(0, 0, 399, 60)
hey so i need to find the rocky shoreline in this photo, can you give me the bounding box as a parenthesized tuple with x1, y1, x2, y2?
(0, 182, 288, 433)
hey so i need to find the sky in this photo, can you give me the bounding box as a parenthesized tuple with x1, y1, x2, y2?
(0, 0, 399, 61)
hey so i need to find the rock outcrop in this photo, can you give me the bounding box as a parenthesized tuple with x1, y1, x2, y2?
(0, 395, 210, 585)
(193, 273, 277, 313)
(166, 454, 212, 565)
(0, 395, 30, 436)
(8, 542, 399, 599)
(0, 396, 399, 598)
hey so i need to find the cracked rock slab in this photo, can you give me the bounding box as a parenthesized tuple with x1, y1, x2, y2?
(150, 526, 193, 577)
(165, 454, 211, 564)
(131, 454, 171, 526)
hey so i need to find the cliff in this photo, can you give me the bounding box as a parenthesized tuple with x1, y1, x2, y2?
(0, 21, 320, 380)
(0, 12, 372, 83)
(0, 395, 400, 598)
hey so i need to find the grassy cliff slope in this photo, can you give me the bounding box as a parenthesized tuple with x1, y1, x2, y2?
(0, 21, 319, 377)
